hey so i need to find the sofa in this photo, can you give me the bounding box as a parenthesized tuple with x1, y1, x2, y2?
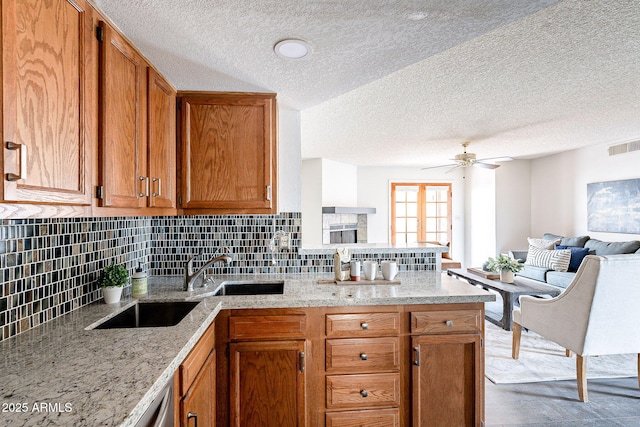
(509, 233, 640, 289)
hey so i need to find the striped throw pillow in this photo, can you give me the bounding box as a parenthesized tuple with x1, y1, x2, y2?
(525, 245, 572, 272)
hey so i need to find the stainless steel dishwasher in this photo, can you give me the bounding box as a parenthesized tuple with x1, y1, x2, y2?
(135, 380, 174, 427)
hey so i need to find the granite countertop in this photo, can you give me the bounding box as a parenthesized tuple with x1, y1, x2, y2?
(0, 272, 494, 427)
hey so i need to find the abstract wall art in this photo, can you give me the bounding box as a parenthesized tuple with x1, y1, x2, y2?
(587, 178, 640, 234)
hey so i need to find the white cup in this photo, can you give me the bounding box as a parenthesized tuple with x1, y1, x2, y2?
(362, 261, 378, 281)
(381, 260, 398, 281)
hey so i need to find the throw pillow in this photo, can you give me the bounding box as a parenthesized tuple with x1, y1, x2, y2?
(555, 245, 590, 272)
(527, 237, 559, 250)
(525, 245, 571, 272)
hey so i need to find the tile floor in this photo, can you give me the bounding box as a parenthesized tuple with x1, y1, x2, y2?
(485, 376, 640, 426)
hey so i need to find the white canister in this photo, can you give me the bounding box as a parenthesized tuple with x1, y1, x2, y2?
(350, 261, 361, 281)
(381, 260, 398, 281)
(362, 261, 378, 281)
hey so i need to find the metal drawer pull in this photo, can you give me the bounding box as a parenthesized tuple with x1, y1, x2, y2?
(360, 390, 368, 398)
(152, 177, 161, 197)
(187, 412, 198, 427)
(445, 320, 454, 327)
(139, 176, 149, 197)
(6, 142, 28, 181)
(414, 346, 420, 366)
(360, 353, 368, 361)
(360, 322, 369, 330)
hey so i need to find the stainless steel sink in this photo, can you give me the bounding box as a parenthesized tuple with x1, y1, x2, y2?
(213, 280, 284, 296)
(93, 301, 200, 329)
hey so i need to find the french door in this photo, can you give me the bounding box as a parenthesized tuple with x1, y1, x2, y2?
(391, 183, 452, 245)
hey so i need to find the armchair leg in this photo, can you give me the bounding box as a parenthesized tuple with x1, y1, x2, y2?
(512, 322, 522, 359)
(577, 355, 588, 402)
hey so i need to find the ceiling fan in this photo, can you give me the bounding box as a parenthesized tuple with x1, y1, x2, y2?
(421, 141, 513, 173)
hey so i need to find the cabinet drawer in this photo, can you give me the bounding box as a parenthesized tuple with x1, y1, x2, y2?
(326, 408, 400, 427)
(411, 310, 481, 334)
(326, 373, 400, 409)
(326, 313, 400, 337)
(229, 314, 306, 340)
(326, 338, 400, 373)
(180, 321, 215, 393)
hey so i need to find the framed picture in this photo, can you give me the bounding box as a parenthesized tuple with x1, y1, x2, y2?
(587, 178, 640, 234)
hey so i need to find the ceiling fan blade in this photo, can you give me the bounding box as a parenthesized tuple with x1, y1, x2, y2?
(476, 156, 513, 163)
(473, 162, 500, 170)
(444, 165, 461, 174)
(421, 163, 457, 170)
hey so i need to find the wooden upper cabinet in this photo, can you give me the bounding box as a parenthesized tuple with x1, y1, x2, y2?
(97, 20, 146, 208)
(1, 0, 93, 205)
(147, 68, 176, 209)
(178, 92, 277, 214)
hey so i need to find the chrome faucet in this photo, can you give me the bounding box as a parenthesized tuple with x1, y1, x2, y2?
(183, 248, 233, 291)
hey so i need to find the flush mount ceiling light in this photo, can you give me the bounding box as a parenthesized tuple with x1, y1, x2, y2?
(407, 12, 428, 20)
(274, 39, 312, 60)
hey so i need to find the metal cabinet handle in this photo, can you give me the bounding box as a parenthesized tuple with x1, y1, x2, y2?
(414, 346, 420, 366)
(266, 185, 272, 201)
(187, 412, 198, 427)
(360, 390, 368, 398)
(360, 322, 369, 330)
(299, 351, 305, 372)
(360, 353, 368, 361)
(5, 142, 28, 181)
(139, 176, 149, 197)
(152, 177, 161, 197)
(445, 320, 453, 327)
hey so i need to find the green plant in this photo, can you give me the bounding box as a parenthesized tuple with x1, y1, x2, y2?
(99, 263, 129, 288)
(486, 254, 523, 273)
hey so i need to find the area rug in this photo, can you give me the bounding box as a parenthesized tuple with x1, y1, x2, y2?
(484, 321, 638, 384)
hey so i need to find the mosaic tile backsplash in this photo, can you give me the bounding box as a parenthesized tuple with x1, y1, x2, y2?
(0, 212, 436, 341)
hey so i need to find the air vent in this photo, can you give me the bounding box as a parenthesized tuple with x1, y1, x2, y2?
(608, 140, 640, 156)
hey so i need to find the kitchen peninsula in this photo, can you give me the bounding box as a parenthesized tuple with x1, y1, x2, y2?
(0, 272, 493, 427)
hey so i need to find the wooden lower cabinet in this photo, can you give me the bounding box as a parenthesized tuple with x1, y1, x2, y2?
(229, 340, 306, 427)
(176, 321, 216, 427)
(214, 304, 484, 427)
(181, 349, 216, 427)
(411, 332, 483, 427)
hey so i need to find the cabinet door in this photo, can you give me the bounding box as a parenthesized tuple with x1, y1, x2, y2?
(412, 334, 482, 427)
(179, 93, 276, 213)
(229, 340, 305, 427)
(181, 349, 216, 427)
(1, 0, 92, 204)
(147, 68, 176, 208)
(97, 21, 146, 208)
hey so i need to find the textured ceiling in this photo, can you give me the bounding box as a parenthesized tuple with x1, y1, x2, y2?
(94, 0, 640, 167)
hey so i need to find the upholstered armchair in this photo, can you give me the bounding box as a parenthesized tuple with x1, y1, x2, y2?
(512, 254, 640, 402)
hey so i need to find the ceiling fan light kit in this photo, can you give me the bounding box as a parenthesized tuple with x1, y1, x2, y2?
(421, 141, 512, 172)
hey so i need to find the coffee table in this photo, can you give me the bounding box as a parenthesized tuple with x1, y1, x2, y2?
(447, 268, 562, 331)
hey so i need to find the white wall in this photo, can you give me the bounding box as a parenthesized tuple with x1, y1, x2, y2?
(278, 108, 302, 212)
(531, 140, 640, 241)
(464, 167, 496, 267)
(357, 166, 465, 259)
(495, 160, 532, 253)
(321, 159, 358, 206)
(301, 159, 323, 246)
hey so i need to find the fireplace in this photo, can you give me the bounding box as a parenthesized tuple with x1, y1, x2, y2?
(329, 223, 358, 244)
